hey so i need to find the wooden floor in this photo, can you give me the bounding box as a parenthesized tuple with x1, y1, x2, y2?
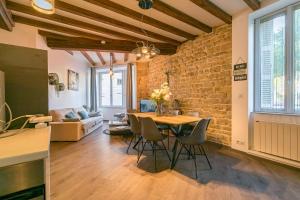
(50, 125, 300, 200)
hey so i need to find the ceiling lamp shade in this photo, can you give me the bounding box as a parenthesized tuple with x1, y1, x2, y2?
(138, 0, 153, 9)
(32, 0, 55, 14)
(132, 41, 160, 62)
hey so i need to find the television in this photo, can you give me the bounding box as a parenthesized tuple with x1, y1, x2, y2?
(140, 99, 156, 113)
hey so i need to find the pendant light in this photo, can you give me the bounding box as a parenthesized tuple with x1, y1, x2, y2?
(132, 1, 159, 62)
(32, 0, 55, 14)
(109, 53, 114, 77)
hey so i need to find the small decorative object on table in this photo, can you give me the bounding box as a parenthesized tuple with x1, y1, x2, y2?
(150, 82, 172, 116)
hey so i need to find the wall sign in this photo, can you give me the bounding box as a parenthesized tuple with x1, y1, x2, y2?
(233, 62, 247, 81)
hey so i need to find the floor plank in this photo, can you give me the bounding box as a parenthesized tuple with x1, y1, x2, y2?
(50, 125, 300, 200)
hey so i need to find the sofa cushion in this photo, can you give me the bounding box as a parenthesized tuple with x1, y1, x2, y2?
(65, 111, 77, 119)
(49, 108, 74, 122)
(81, 116, 103, 131)
(78, 110, 89, 119)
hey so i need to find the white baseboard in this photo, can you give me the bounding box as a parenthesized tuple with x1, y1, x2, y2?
(247, 150, 300, 169)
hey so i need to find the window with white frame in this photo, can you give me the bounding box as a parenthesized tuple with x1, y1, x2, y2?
(255, 4, 300, 113)
(99, 69, 126, 107)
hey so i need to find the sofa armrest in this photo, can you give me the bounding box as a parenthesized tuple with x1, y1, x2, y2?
(50, 122, 82, 141)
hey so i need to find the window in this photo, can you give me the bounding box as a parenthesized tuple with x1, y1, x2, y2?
(99, 70, 126, 107)
(255, 4, 300, 113)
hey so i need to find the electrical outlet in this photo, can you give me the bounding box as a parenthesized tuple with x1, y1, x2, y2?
(236, 140, 245, 145)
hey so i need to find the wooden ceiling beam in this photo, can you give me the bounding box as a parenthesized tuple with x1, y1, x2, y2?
(190, 0, 232, 24)
(66, 50, 73, 55)
(151, 0, 212, 32)
(96, 52, 106, 65)
(110, 53, 116, 64)
(0, 0, 14, 31)
(81, 51, 96, 66)
(55, 0, 180, 45)
(7, 1, 152, 42)
(44, 35, 177, 55)
(38, 30, 177, 50)
(84, 0, 197, 40)
(243, 0, 260, 10)
(14, 15, 112, 41)
(124, 53, 129, 63)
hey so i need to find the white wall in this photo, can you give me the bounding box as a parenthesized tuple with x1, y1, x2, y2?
(0, 23, 90, 110)
(231, 8, 252, 152)
(231, 0, 284, 152)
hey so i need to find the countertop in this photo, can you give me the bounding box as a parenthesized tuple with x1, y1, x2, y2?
(0, 127, 51, 168)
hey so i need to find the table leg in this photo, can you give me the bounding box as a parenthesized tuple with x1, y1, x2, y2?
(171, 139, 178, 169)
(169, 125, 182, 169)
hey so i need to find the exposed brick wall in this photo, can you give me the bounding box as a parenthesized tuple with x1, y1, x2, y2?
(137, 24, 232, 145)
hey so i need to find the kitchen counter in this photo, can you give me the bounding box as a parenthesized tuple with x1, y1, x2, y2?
(0, 127, 51, 168)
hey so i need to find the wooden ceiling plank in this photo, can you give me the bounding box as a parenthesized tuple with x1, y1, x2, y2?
(190, 0, 232, 24)
(81, 51, 96, 66)
(124, 53, 129, 63)
(243, 0, 260, 10)
(0, 0, 14, 31)
(96, 52, 106, 65)
(14, 15, 112, 41)
(7, 1, 154, 42)
(84, 0, 198, 39)
(152, 0, 212, 32)
(55, 0, 180, 45)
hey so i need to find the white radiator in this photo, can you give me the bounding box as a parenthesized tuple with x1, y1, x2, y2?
(253, 121, 300, 162)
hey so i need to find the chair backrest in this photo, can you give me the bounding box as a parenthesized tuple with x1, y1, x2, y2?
(127, 114, 141, 135)
(190, 118, 211, 143)
(140, 117, 163, 141)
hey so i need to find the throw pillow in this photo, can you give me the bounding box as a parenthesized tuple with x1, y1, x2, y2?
(88, 111, 102, 117)
(78, 110, 89, 119)
(65, 111, 77, 119)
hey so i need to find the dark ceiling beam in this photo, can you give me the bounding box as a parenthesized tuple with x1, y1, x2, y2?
(7, 1, 152, 42)
(151, 0, 212, 32)
(124, 53, 129, 63)
(84, 0, 197, 40)
(42, 32, 177, 55)
(55, 0, 180, 45)
(243, 0, 260, 10)
(96, 52, 106, 65)
(110, 53, 116, 64)
(14, 15, 112, 41)
(190, 0, 232, 24)
(81, 51, 96, 66)
(38, 29, 176, 52)
(0, 0, 14, 31)
(66, 50, 73, 55)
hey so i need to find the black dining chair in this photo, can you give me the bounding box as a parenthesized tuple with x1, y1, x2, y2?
(172, 118, 212, 179)
(138, 117, 171, 171)
(127, 114, 142, 156)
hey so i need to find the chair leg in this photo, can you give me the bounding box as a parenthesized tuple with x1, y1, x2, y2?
(188, 145, 192, 160)
(200, 145, 212, 170)
(172, 144, 184, 169)
(192, 145, 198, 179)
(154, 142, 157, 171)
(137, 141, 147, 164)
(160, 140, 171, 161)
(133, 136, 142, 150)
(167, 131, 170, 150)
(126, 135, 135, 154)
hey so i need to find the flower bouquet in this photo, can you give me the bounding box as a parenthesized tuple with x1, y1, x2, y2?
(150, 82, 172, 116)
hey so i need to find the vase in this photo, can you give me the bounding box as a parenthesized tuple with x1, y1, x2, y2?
(156, 103, 164, 116)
